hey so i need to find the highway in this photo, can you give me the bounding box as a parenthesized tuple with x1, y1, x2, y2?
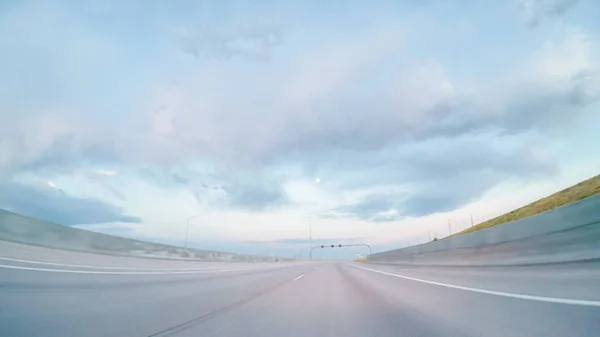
(1, 242, 600, 337)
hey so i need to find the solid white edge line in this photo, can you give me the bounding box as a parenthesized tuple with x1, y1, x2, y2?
(0, 256, 230, 271)
(0, 263, 265, 275)
(348, 263, 600, 308)
(294, 274, 306, 281)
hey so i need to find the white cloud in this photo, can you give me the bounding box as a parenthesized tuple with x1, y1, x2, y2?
(96, 169, 118, 176)
(281, 27, 404, 104)
(529, 29, 597, 81)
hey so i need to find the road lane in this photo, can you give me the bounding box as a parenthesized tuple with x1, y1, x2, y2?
(0, 259, 320, 337)
(342, 262, 600, 337)
(146, 262, 600, 337)
(167, 262, 455, 337)
(351, 262, 600, 304)
(1, 248, 599, 337)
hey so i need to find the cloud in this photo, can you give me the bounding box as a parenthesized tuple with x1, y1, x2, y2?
(4, 5, 595, 178)
(520, 0, 582, 27)
(0, 0, 598, 242)
(189, 175, 289, 211)
(141, 167, 290, 211)
(4, 25, 588, 219)
(221, 183, 288, 211)
(172, 173, 188, 184)
(0, 182, 141, 226)
(329, 193, 406, 222)
(283, 31, 598, 161)
(137, 29, 597, 178)
(96, 169, 118, 176)
(174, 23, 284, 62)
(329, 191, 473, 223)
(46, 180, 66, 195)
(321, 131, 557, 221)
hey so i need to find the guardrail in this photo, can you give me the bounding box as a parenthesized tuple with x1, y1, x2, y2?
(0, 209, 285, 262)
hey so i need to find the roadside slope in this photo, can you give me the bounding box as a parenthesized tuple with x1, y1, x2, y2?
(368, 193, 600, 266)
(455, 174, 600, 237)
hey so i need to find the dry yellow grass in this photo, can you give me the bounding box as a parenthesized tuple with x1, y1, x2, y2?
(453, 174, 600, 237)
(354, 257, 367, 262)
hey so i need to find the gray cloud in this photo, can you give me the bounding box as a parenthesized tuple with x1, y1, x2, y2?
(520, 0, 582, 27)
(172, 173, 189, 185)
(107, 186, 126, 200)
(329, 193, 406, 222)
(320, 134, 557, 222)
(159, 168, 289, 211)
(0, 130, 123, 183)
(401, 194, 464, 217)
(0, 183, 141, 226)
(190, 182, 288, 211)
(276, 68, 599, 165)
(326, 192, 465, 223)
(328, 191, 472, 223)
(175, 23, 284, 62)
(221, 182, 288, 211)
(488, 71, 599, 133)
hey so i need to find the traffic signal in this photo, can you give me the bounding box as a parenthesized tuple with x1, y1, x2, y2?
(331, 244, 334, 248)
(321, 245, 324, 248)
(338, 244, 342, 247)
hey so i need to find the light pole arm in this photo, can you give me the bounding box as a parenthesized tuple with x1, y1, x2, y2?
(310, 243, 372, 258)
(309, 217, 312, 260)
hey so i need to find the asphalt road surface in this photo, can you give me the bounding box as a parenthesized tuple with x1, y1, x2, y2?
(1, 242, 600, 337)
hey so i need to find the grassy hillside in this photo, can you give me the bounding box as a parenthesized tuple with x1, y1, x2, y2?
(454, 174, 600, 236)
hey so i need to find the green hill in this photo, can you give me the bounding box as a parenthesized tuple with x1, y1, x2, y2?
(454, 174, 600, 236)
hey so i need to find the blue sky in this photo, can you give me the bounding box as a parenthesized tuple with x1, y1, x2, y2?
(1, 0, 599, 258)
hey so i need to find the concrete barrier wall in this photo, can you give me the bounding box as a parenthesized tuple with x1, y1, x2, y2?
(0, 209, 286, 262)
(369, 194, 600, 266)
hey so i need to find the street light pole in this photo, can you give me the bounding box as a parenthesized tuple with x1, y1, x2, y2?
(185, 215, 201, 249)
(308, 216, 312, 260)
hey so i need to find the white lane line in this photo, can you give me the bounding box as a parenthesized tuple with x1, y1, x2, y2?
(349, 263, 600, 308)
(0, 256, 228, 271)
(294, 274, 306, 281)
(0, 264, 266, 275)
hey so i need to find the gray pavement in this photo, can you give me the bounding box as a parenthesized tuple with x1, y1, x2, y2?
(1, 243, 600, 337)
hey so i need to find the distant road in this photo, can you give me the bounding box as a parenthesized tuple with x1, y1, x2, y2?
(1, 242, 599, 337)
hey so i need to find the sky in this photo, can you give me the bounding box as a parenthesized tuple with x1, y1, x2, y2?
(1, 0, 599, 259)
